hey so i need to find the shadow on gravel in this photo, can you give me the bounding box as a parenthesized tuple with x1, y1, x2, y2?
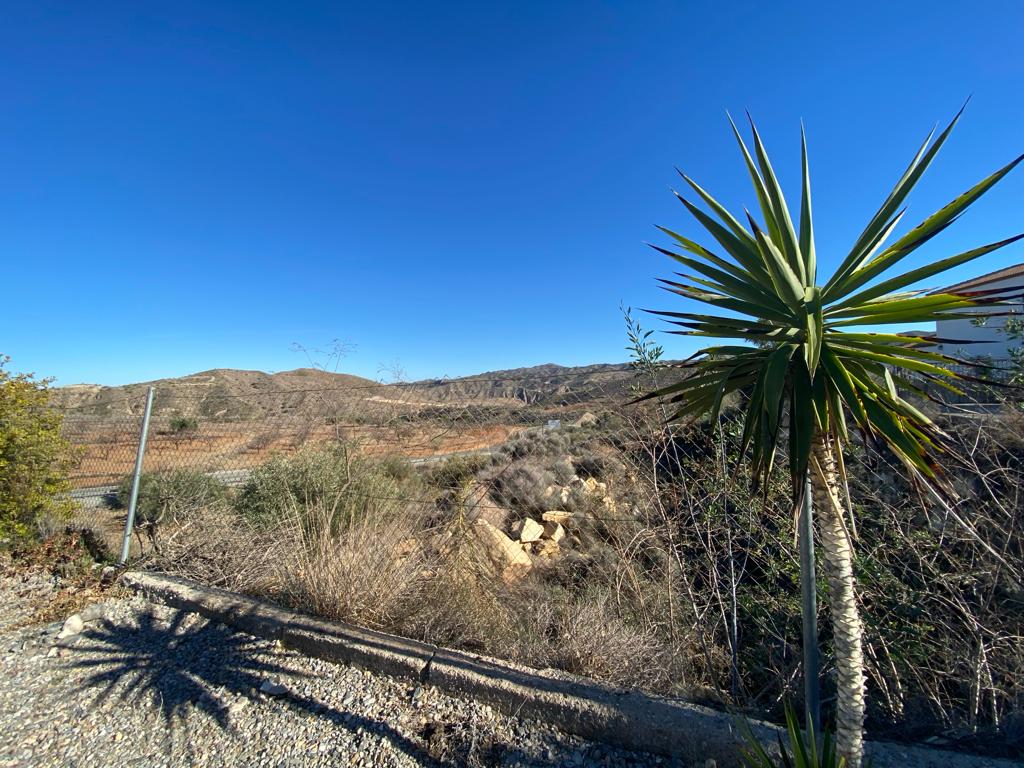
(65, 609, 452, 766)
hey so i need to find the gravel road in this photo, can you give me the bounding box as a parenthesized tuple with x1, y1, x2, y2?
(0, 572, 689, 768)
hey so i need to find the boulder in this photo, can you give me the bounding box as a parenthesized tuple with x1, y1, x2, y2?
(510, 518, 544, 543)
(542, 510, 574, 525)
(575, 412, 598, 427)
(79, 604, 106, 623)
(542, 520, 565, 543)
(462, 482, 509, 529)
(472, 519, 532, 583)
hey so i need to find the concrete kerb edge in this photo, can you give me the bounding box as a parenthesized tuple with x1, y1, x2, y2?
(119, 571, 1019, 768)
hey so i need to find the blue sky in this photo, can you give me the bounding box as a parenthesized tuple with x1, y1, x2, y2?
(4, 1, 1023, 386)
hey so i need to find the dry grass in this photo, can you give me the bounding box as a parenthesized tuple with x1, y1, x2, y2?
(143, 505, 286, 594)
(274, 498, 431, 629)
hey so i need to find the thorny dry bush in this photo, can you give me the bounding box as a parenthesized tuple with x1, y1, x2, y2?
(138, 405, 1022, 755)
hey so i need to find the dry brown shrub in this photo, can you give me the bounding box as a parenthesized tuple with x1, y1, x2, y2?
(273, 497, 431, 629)
(146, 505, 285, 595)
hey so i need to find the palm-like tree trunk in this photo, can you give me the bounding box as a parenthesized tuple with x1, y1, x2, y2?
(810, 434, 866, 767)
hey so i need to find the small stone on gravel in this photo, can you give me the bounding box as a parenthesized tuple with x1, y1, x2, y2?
(259, 679, 289, 697)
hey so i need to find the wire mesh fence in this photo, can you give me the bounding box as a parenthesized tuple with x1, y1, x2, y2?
(49, 371, 1024, 744)
(56, 372, 641, 556)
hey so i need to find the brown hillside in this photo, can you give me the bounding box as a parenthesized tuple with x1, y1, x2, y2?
(53, 362, 644, 421)
(52, 368, 384, 419)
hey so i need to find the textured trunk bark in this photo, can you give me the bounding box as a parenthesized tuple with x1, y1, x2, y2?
(810, 435, 865, 768)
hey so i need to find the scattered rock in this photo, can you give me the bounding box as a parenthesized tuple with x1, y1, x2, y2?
(575, 412, 598, 427)
(395, 538, 418, 557)
(56, 614, 84, 640)
(542, 520, 565, 543)
(472, 519, 533, 582)
(79, 604, 106, 623)
(259, 679, 289, 697)
(510, 518, 544, 543)
(535, 540, 561, 559)
(542, 511, 573, 525)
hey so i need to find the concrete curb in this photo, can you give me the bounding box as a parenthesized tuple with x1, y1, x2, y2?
(121, 571, 1018, 768)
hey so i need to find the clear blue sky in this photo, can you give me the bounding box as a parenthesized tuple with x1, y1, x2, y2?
(5, 1, 1023, 386)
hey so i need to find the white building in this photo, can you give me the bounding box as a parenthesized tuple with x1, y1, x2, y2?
(930, 263, 1024, 362)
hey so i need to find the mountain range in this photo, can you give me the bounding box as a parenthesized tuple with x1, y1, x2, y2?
(53, 362, 643, 420)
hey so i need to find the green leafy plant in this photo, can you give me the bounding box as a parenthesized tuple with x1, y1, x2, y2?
(427, 453, 491, 491)
(644, 108, 1021, 766)
(168, 412, 199, 434)
(0, 356, 78, 540)
(623, 303, 666, 394)
(115, 469, 229, 528)
(741, 703, 848, 768)
(234, 444, 409, 533)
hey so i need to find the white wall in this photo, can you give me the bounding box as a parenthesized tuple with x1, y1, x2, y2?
(933, 274, 1024, 361)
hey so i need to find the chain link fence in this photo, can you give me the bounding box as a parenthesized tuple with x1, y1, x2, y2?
(56, 372, 641, 556)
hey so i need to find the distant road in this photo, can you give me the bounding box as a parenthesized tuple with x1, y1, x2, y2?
(68, 448, 498, 510)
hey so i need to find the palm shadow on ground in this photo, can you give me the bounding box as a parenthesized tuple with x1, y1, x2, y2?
(64, 608, 456, 765)
(64, 606, 600, 767)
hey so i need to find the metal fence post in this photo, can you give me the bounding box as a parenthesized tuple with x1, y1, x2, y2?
(118, 386, 155, 565)
(799, 476, 821, 735)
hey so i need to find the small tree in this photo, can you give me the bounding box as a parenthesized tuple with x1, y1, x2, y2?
(168, 412, 199, 447)
(0, 356, 77, 539)
(169, 412, 199, 434)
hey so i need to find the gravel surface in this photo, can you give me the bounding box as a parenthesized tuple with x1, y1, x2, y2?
(0, 573, 692, 768)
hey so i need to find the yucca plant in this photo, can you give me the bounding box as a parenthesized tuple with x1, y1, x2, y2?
(740, 702, 847, 768)
(645, 108, 1022, 767)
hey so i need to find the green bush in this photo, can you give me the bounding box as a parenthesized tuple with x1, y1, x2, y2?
(115, 469, 229, 527)
(0, 357, 77, 540)
(375, 453, 418, 484)
(168, 412, 199, 435)
(427, 453, 492, 491)
(234, 445, 408, 531)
